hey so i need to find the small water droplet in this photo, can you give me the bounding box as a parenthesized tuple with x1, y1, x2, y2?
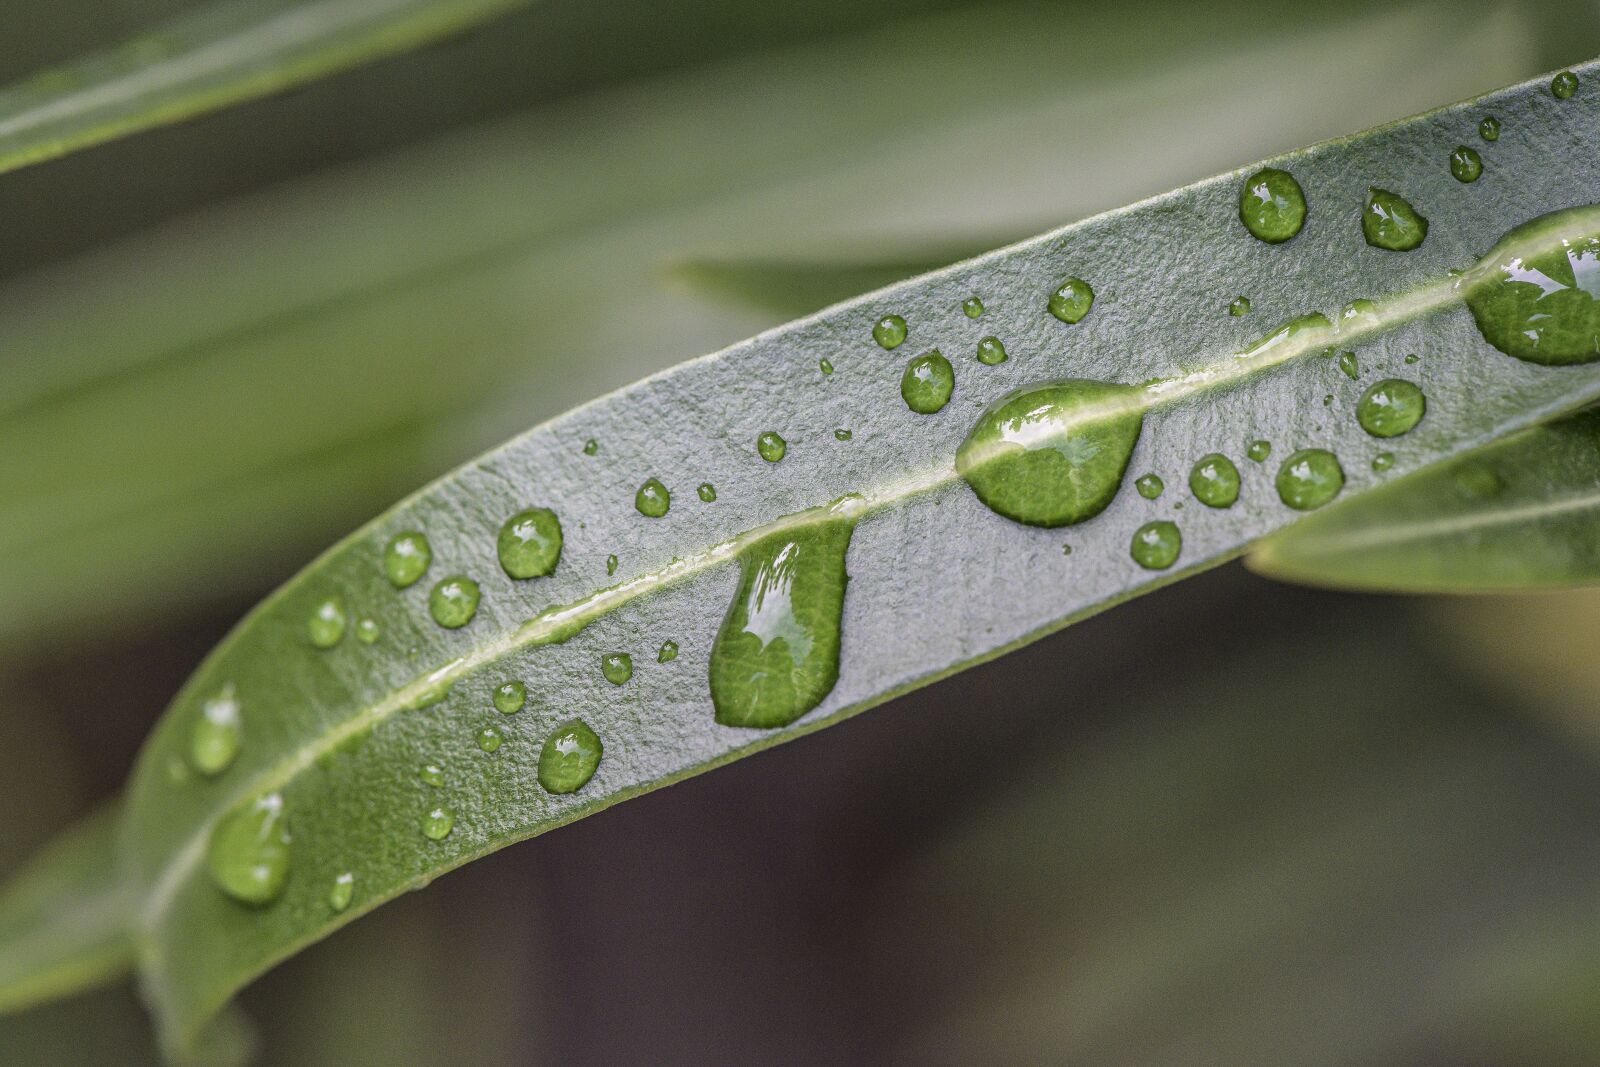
(207, 793, 291, 906)
(1552, 70, 1579, 99)
(428, 577, 480, 629)
(420, 763, 445, 787)
(962, 296, 985, 319)
(1276, 449, 1345, 510)
(1239, 167, 1306, 243)
(383, 532, 432, 588)
(422, 807, 455, 840)
(1404, 353, 1419, 365)
(1479, 115, 1500, 141)
(1363, 188, 1428, 251)
(329, 872, 354, 912)
(1339, 299, 1378, 332)
(1047, 278, 1095, 323)
(958, 380, 1142, 527)
(1322, 393, 1334, 407)
(538, 720, 603, 794)
(606, 554, 619, 576)
(1450, 146, 1483, 183)
(1228, 296, 1252, 317)
(635, 478, 671, 517)
(1130, 521, 1181, 570)
(583, 439, 598, 456)
(308, 598, 346, 649)
(1135, 473, 1164, 499)
(1246, 440, 1272, 463)
(1337, 351, 1359, 379)
(355, 617, 380, 644)
(872, 314, 907, 350)
(834, 428, 853, 441)
(658, 640, 679, 663)
(976, 336, 1008, 365)
(493, 680, 526, 714)
(698, 483, 718, 502)
(190, 684, 242, 776)
(757, 432, 788, 462)
(1189, 454, 1241, 508)
(819, 358, 834, 375)
(1465, 205, 1600, 364)
(497, 507, 563, 580)
(1061, 544, 1073, 556)
(476, 726, 503, 753)
(1454, 463, 1503, 499)
(601, 652, 633, 685)
(901, 351, 954, 413)
(1356, 379, 1426, 437)
(1372, 452, 1395, 473)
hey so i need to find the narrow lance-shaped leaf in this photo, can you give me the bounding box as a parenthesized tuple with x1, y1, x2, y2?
(41, 59, 1600, 1055)
(0, 0, 534, 177)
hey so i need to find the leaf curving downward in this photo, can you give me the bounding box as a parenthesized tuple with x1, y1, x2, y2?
(14, 57, 1598, 1055)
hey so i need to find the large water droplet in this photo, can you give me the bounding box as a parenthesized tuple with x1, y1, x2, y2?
(1363, 188, 1427, 251)
(1479, 115, 1500, 141)
(1450, 146, 1483, 184)
(1239, 167, 1306, 243)
(207, 793, 291, 906)
(493, 680, 526, 714)
(497, 507, 562, 580)
(976, 336, 1007, 365)
(601, 652, 633, 685)
(901, 351, 954, 413)
(383, 532, 432, 588)
(872, 315, 907, 350)
(757, 432, 788, 462)
(636, 478, 671, 517)
(308, 598, 346, 649)
(1135, 473, 1164, 500)
(1552, 70, 1579, 99)
(1464, 205, 1600, 364)
(710, 505, 856, 729)
(1276, 449, 1345, 510)
(962, 296, 985, 319)
(329, 872, 354, 912)
(422, 807, 455, 840)
(1356, 379, 1426, 437)
(1189, 454, 1241, 508)
(538, 720, 603, 794)
(190, 684, 242, 776)
(1047, 278, 1095, 323)
(1130, 521, 1181, 570)
(956, 380, 1143, 527)
(428, 577, 480, 629)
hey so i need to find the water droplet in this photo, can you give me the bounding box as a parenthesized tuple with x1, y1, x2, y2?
(1228, 296, 1251, 317)
(493, 680, 526, 714)
(383, 532, 432, 588)
(601, 652, 633, 685)
(698, 483, 717, 502)
(658, 640, 679, 663)
(872, 314, 907, 350)
(1339, 299, 1378, 332)
(428, 576, 480, 629)
(538, 720, 603, 794)
(1356, 379, 1426, 437)
(1337, 351, 1359, 379)
(584, 440, 601, 458)
(962, 296, 985, 319)
(497, 507, 562, 580)
(1454, 463, 1503, 499)
(1135, 473, 1164, 500)
(206, 793, 291, 906)
(1061, 544, 1073, 556)
(1047, 278, 1095, 323)
(1450, 146, 1483, 183)
(420, 763, 445, 786)
(1130, 521, 1181, 570)
(834, 428, 853, 441)
(1189, 454, 1241, 508)
(1246, 440, 1272, 463)
(819, 358, 834, 375)
(901, 351, 954, 413)
(1239, 167, 1306, 243)
(1464, 205, 1600, 364)
(1552, 70, 1579, 99)
(1372, 452, 1395, 473)
(757, 432, 788, 462)
(422, 807, 455, 841)
(308, 598, 346, 649)
(710, 506, 855, 728)
(1322, 394, 1334, 407)
(476, 726, 503, 753)
(976, 336, 1008, 365)
(635, 478, 671, 517)
(1276, 449, 1345, 510)
(329, 872, 354, 912)
(1403, 353, 1420, 365)
(355, 617, 380, 644)
(606, 554, 619, 576)
(1479, 115, 1500, 141)
(957, 380, 1142, 527)
(190, 684, 242, 776)
(1363, 188, 1428, 251)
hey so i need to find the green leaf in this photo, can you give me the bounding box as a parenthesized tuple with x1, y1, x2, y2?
(1250, 408, 1600, 591)
(70, 57, 1600, 1056)
(0, 0, 535, 178)
(0, 804, 133, 1016)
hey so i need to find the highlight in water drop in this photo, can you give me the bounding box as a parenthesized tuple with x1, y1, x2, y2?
(1239, 167, 1306, 243)
(1450, 146, 1483, 183)
(1363, 188, 1428, 251)
(757, 432, 787, 462)
(308, 598, 346, 649)
(636, 478, 671, 517)
(658, 640, 679, 663)
(1135, 473, 1164, 500)
(1372, 452, 1395, 473)
(901, 351, 954, 413)
(1047, 278, 1095, 323)
(1246, 440, 1272, 463)
(420, 763, 445, 787)
(1189, 454, 1241, 508)
(207, 793, 291, 906)
(698, 483, 717, 502)
(962, 296, 985, 319)
(476, 726, 503, 753)
(493, 680, 526, 714)
(538, 720, 603, 794)
(976, 336, 1007, 365)
(601, 652, 633, 685)
(428, 577, 480, 629)
(872, 314, 907, 350)
(834, 428, 853, 441)
(1356, 379, 1426, 437)
(356, 617, 380, 644)
(190, 684, 242, 777)
(329, 872, 354, 912)
(583, 438, 598, 456)
(497, 507, 563, 580)
(423, 807, 455, 840)
(383, 531, 432, 588)
(1276, 449, 1345, 510)
(606, 554, 619, 576)
(1130, 521, 1181, 570)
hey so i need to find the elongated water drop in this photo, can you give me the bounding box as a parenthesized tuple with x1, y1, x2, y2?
(1239, 167, 1306, 243)
(698, 483, 717, 502)
(819, 358, 834, 375)
(1246, 440, 1272, 463)
(207, 793, 291, 906)
(606, 554, 618, 576)
(1276, 449, 1345, 510)
(872, 314, 907, 349)
(428, 577, 480, 629)
(308, 598, 346, 649)
(497, 507, 562, 580)
(190, 684, 242, 776)
(757, 432, 787, 462)
(1130, 521, 1181, 570)
(1363, 188, 1427, 251)
(1337, 351, 1359, 379)
(901, 351, 954, 413)
(1552, 70, 1579, 99)
(1356, 379, 1426, 437)
(1450, 146, 1482, 183)
(957, 379, 1143, 527)
(1464, 205, 1600, 364)
(976, 336, 1007, 365)
(1189, 454, 1241, 508)
(422, 807, 455, 840)
(493, 680, 526, 714)
(1404, 353, 1420, 365)
(635, 478, 671, 517)
(383, 532, 432, 588)
(710, 503, 856, 729)
(1135, 474, 1164, 500)
(328, 872, 355, 912)
(658, 640, 679, 663)
(601, 652, 633, 685)
(1047, 278, 1095, 323)
(538, 720, 603, 794)
(963, 296, 985, 318)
